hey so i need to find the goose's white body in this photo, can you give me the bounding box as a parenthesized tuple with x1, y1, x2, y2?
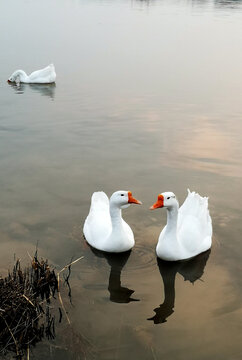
(153, 190, 212, 261)
(83, 191, 141, 253)
(8, 64, 56, 84)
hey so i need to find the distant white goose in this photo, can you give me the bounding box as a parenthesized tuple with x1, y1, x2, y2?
(150, 190, 212, 261)
(83, 190, 142, 253)
(8, 64, 56, 84)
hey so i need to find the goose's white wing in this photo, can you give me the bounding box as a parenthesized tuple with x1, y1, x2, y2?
(83, 192, 112, 250)
(178, 189, 212, 255)
(28, 64, 56, 83)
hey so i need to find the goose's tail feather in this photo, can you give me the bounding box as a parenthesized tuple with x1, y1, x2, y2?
(178, 189, 212, 237)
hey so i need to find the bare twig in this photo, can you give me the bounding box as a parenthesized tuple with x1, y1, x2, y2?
(22, 294, 35, 307)
(27, 345, 30, 360)
(27, 251, 33, 261)
(0, 315, 19, 356)
(58, 256, 84, 277)
(56, 256, 84, 325)
(57, 272, 71, 325)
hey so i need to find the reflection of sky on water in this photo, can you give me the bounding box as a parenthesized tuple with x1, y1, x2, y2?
(0, 0, 242, 358)
(144, 109, 242, 178)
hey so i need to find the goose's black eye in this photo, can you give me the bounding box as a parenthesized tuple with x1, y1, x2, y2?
(167, 197, 170, 200)
(121, 194, 124, 196)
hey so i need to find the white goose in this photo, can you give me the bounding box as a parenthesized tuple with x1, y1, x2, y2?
(8, 64, 56, 84)
(150, 190, 212, 261)
(83, 190, 142, 253)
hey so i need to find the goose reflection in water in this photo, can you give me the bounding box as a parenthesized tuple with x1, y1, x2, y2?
(8, 82, 56, 99)
(148, 250, 210, 324)
(90, 247, 139, 303)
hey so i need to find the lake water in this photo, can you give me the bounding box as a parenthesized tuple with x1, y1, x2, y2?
(0, 0, 242, 358)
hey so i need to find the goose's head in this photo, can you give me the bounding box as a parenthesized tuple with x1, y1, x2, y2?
(150, 192, 178, 210)
(7, 70, 25, 83)
(110, 190, 142, 209)
(8, 70, 19, 83)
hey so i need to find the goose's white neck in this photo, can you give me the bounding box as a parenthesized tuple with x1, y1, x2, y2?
(105, 202, 131, 252)
(109, 203, 124, 233)
(166, 206, 178, 233)
(157, 202, 180, 261)
(162, 202, 179, 246)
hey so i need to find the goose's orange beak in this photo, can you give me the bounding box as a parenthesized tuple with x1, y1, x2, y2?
(150, 194, 164, 210)
(128, 191, 142, 205)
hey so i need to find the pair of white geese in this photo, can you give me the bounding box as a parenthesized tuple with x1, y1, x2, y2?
(84, 189, 212, 261)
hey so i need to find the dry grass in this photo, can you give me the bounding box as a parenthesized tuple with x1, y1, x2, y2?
(0, 252, 83, 359)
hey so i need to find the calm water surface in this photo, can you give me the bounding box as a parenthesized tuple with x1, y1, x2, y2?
(0, 0, 242, 359)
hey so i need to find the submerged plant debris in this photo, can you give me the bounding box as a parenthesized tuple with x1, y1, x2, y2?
(0, 252, 59, 359)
